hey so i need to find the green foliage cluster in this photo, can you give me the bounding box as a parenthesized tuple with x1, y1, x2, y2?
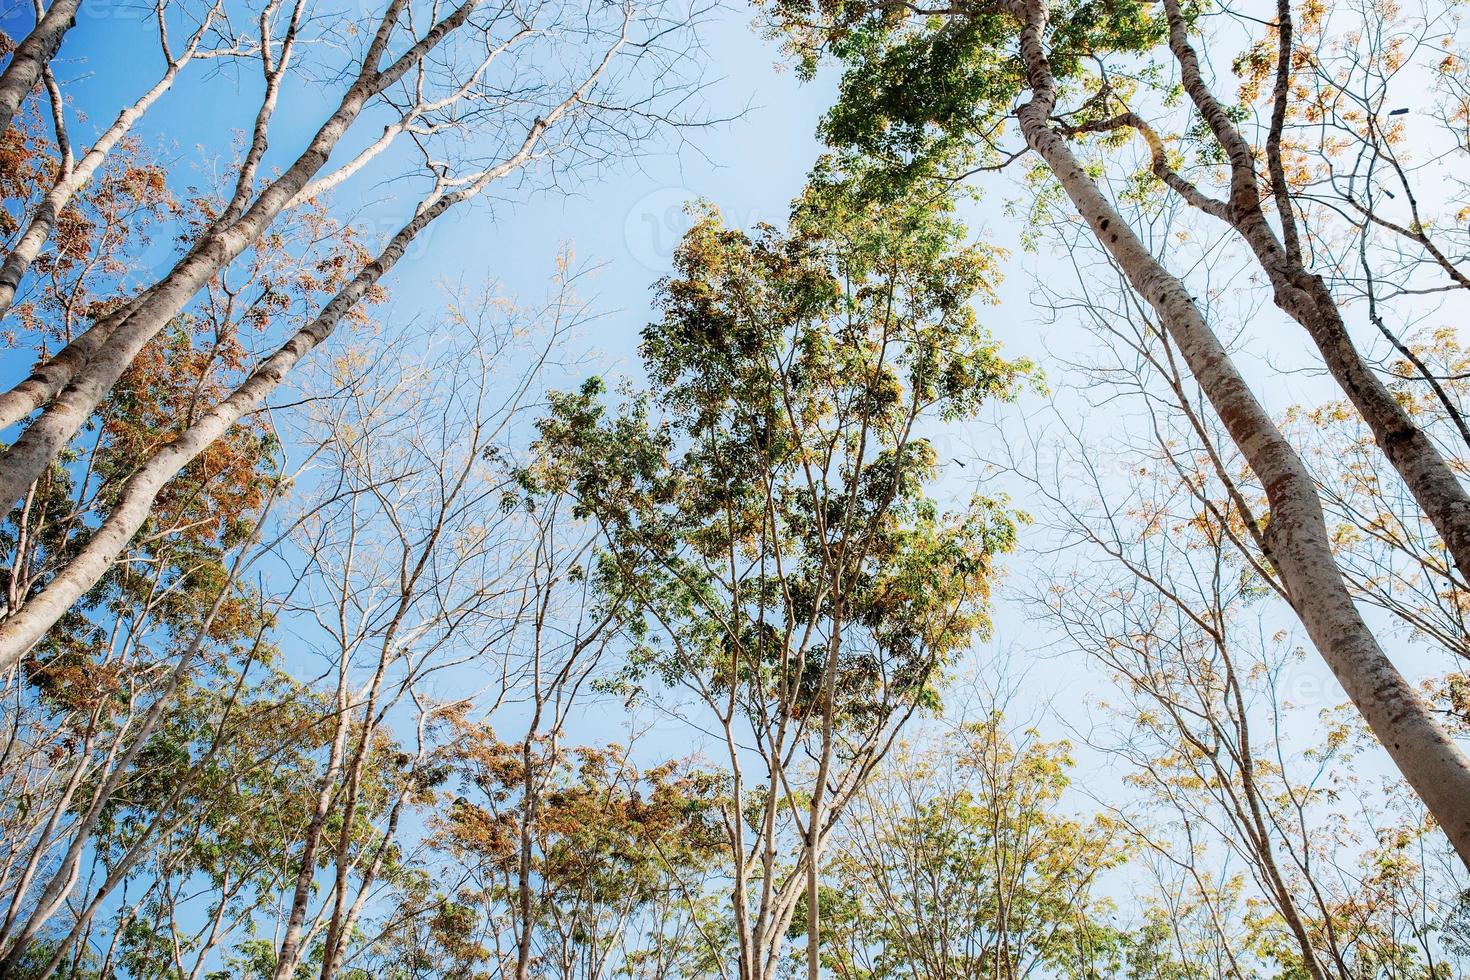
(531, 164, 1031, 732)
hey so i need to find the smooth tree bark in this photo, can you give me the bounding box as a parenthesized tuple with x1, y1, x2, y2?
(1003, 0, 1470, 867)
(1033, 370, 1369, 979)
(0, 18, 696, 963)
(0, 277, 595, 978)
(0, 0, 83, 137)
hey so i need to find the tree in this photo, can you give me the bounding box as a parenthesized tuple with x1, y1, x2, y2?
(0, 272, 605, 979)
(1003, 257, 1470, 977)
(532, 165, 1029, 979)
(0, 0, 708, 669)
(423, 726, 724, 979)
(817, 718, 1132, 979)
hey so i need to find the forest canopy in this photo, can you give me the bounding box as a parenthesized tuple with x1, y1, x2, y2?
(2, 0, 1470, 975)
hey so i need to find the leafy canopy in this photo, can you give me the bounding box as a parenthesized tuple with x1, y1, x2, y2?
(531, 162, 1032, 729)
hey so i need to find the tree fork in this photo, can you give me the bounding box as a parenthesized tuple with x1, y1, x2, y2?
(1007, 0, 1470, 868)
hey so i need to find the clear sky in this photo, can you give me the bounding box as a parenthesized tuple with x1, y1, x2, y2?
(18, 0, 843, 372)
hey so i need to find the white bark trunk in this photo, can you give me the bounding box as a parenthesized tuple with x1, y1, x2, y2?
(1007, 0, 1470, 867)
(0, 0, 83, 137)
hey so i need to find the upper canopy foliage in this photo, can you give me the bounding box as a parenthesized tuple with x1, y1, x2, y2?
(530, 162, 1031, 727)
(763, 0, 1168, 183)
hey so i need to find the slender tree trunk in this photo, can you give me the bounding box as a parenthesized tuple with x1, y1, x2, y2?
(1007, 0, 1470, 868)
(0, 0, 83, 138)
(514, 597, 550, 980)
(806, 623, 841, 980)
(514, 732, 540, 980)
(274, 693, 352, 980)
(317, 490, 459, 979)
(316, 791, 408, 980)
(0, 722, 96, 954)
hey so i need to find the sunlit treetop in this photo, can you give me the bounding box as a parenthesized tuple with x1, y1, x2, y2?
(529, 165, 1032, 724)
(760, 0, 1168, 181)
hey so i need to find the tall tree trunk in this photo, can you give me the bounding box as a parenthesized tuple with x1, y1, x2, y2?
(274, 672, 354, 980)
(1006, 0, 1470, 868)
(805, 623, 841, 980)
(0, 0, 83, 138)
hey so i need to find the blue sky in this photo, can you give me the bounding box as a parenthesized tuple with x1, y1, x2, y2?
(18, 0, 842, 371)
